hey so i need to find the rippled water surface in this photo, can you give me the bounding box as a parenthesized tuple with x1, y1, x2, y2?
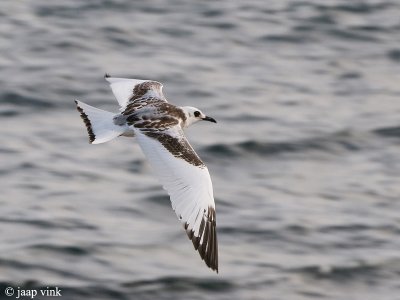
(1, 1, 400, 299)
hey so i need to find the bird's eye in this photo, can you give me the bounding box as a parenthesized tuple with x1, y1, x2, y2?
(194, 111, 200, 117)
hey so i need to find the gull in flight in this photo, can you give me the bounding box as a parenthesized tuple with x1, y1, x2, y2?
(75, 74, 218, 272)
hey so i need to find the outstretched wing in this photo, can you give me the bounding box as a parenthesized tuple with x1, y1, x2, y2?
(104, 75, 167, 113)
(134, 127, 218, 273)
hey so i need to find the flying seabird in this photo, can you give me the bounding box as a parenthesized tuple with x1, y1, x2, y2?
(75, 74, 218, 273)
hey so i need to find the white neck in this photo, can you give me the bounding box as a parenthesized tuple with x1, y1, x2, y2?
(180, 106, 202, 128)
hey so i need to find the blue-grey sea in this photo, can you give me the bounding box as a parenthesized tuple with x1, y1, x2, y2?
(1, 1, 400, 299)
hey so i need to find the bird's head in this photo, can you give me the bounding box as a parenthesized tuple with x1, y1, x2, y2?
(181, 106, 217, 128)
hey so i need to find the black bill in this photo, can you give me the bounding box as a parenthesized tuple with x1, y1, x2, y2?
(202, 116, 217, 123)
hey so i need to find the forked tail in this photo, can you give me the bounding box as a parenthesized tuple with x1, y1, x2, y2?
(75, 100, 127, 144)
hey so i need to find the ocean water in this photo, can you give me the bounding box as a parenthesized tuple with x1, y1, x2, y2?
(1, 0, 400, 299)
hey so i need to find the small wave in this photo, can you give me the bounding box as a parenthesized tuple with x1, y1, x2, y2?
(29, 244, 91, 256)
(0, 218, 56, 229)
(373, 125, 400, 138)
(259, 34, 311, 44)
(0, 259, 90, 281)
(158, 27, 193, 38)
(185, 89, 214, 98)
(145, 194, 170, 207)
(202, 9, 224, 18)
(218, 226, 281, 240)
(203, 130, 369, 158)
(0, 217, 98, 231)
(350, 25, 390, 32)
(0, 92, 55, 109)
(325, 28, 378, 42)
(292, 262, 381, 281)
(314, 2, 392, 14)
(387, 49, 400, 62)
(0, 146, 18, 154)
(337, 72, 362, 80)
(205, 22, 236, 30)
(318, 224, 371, 234)
(36, 1, 131, 18)
(0, 109, 19, 117)
(122, 276, 235, 292)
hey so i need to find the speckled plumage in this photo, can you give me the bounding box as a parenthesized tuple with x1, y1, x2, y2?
(75, 76, 218, 272)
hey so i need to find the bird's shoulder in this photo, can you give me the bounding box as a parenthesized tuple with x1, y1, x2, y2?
(125, 103, 187, 130)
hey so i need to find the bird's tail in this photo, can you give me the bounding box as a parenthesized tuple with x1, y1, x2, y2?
(75, 100, 126, 144)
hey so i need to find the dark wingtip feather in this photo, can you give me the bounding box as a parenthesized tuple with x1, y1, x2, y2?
(184, 207, 218, 273)
(75, 100, 96, 144)
(104, 73, 111, 78)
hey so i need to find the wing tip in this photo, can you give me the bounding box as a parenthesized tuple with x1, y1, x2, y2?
(184, 206, 218, 273)
(104, 73, 113, 84)
(74, 99, 96, 144)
